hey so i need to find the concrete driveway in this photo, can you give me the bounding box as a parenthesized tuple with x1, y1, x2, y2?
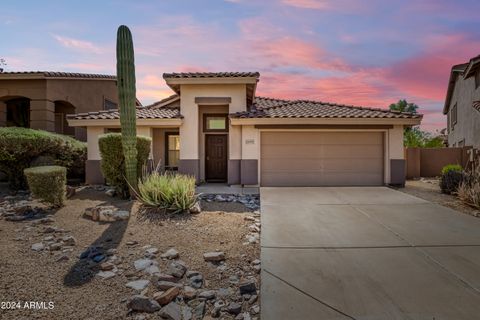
(260, 187, 480, 320)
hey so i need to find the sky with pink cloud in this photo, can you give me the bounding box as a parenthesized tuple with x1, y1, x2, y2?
(2, 0, 479, 131)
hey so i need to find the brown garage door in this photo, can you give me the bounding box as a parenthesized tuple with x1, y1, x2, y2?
(261, 131, 384, 186)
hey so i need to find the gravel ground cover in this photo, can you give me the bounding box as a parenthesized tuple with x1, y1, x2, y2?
(0, 187, 261, 320)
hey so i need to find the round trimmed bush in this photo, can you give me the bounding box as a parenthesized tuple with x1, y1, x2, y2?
(98, 133, 151, 198)
(0, 127, 86, 189)
(24, 165, 67, 206)
(440, 164, 464, 194)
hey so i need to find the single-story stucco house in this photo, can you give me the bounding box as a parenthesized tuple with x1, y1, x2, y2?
(67, 72, 422, 187)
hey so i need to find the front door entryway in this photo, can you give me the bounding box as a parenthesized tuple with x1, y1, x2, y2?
(205, 134, 227, 181)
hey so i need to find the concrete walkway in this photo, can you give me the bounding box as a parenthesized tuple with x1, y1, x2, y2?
(261, 187, 480, 320)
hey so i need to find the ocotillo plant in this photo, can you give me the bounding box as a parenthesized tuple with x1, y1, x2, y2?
(116, 25, 138, 195)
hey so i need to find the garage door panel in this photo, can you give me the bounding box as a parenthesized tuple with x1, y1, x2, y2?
(260, 132, 384, 187)
(262, 159, 383, 173)
(262, 172, 384, 187)
(262, 144, 382, 159)
(261, 131, 383, 145)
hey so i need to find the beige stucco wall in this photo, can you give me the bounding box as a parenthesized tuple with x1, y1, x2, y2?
(179, 84, 247, 161)
(0, 77, 118, 140)
(152, 128, 180, 168)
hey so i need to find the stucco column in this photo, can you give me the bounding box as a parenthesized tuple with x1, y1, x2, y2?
(86, 127, 105, 184)
(178, 97, 200, 181)
(388, 125, 406, 186)
(137, 126, 154, 161)
(240, 125, 259, 186)
(30, 99, 55, 132)
(228, 125, 242, 185)
(0, 101, 6, 126)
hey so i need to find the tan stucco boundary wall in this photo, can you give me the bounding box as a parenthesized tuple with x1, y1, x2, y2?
(406, 147, 471, 178)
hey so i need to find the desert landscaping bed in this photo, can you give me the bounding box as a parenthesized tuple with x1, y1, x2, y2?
(395, 179, 479, 218)
(0, 187, 261, 320)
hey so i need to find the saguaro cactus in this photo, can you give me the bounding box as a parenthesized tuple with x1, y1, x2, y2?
(116, 25, 138, 195)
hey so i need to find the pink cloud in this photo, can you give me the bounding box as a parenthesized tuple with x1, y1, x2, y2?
(281, 0, 330, 10)
(52, 34, 104, 54)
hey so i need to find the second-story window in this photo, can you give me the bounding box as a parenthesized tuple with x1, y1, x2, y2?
(451, 103, 457, 130)
(104, 99, 118, 110)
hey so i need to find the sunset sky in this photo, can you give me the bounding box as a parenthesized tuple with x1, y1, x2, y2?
(2, 0, 479, 131)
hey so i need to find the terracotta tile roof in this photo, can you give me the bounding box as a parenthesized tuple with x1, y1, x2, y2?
(163, 72, 260, 79)
(67, 106, 181, 120)
(0, 71, 116, 80)
(146, 94, 179, 108)
(232, 97, 422, 119)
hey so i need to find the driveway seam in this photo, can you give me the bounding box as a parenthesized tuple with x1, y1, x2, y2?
(263, 268, 358, 320)
(352, 205, 480, 295)
(262, 244, 480, 249)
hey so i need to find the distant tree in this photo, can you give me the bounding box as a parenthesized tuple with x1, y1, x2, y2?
(389, 99, 419, 114)
(404, 127, 444, 148)
(0, 58, 6, 72)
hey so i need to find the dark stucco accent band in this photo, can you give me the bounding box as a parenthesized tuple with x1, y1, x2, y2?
(228, 159, 241, 185)
(179, 159, 200, 182)
(241, 159, 258, 185)
(390, 159, 406, 187)
(86, 160, 105, 185)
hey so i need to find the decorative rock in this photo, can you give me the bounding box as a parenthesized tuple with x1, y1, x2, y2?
(153, 273, 178, 283)
(126, 240, 138, 246)
(97, 271, 116, 279)
(55, 254, 69, 262)
(144, 264, 160, 275)
(85, 205, 129, 222)
(203, 251, 225, 262)
(43, 226, 57, 233)
(106, 248, 117, 256)
(100, 262, 114, 271)
(48, 243, 62, 251)
(66, 185, 76, 198)
(155, 281, 182, 291)
(239, 280, 257, 295)
(244, 216, 255, 222)
(189, 300, 205, 319)
(145, 247, 159, 255)
(31, 243, 44, 251)
(127, 295, 161, 313)
(188, 274, 203, 289)
(159, 302, 182, 320)
(61, 235, 76, 246)
(198, 290, 216, 300)
(92, 254, 106, 263)
(183, 286, 197, 300)
(227, 302, 242, 315)
(250, 304, 260, 314)
(134, 259, 156, 271)
(182, 306, 193, 320)
(126, 279, 150, 291)
(161, 248, 179, 259)
(189, 201, 201, 214)
(167, 260, 187, 278)
(43, 236, 54, 241)
(212, 300, 225, 317)
(154, 286, 180, 305)
(105, 189, 116, 197)
(248, 295, 258, 304)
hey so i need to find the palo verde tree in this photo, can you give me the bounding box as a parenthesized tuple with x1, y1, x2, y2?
(389, 99, 419, 114)
(116, 25, 138, 196)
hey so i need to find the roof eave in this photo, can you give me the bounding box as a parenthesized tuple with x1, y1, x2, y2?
(230, 117, 422, 126)
(67, 118, 183, 127)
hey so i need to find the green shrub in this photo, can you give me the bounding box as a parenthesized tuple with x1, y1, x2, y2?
(24, 165, 66, 206)
(0, 127, 86, 190)
(137, 172, 197, 213)
(440, 164, 464, 194)
(98, 133, 151, 198)
(441, 164, 462, 175)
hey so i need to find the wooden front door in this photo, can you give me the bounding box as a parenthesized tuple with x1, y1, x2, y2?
(206, 134, 228, 181)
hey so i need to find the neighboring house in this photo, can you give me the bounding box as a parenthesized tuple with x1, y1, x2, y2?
(0, 71, 121, 141)
(67, 72, 422, 186)
(444, 55, 480, 148)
